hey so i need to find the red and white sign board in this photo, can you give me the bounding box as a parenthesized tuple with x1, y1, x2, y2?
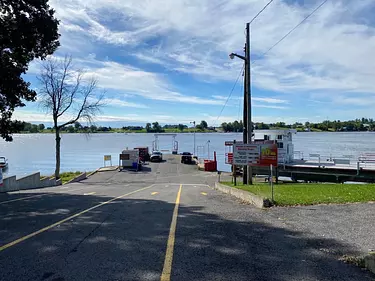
(233, 143, 278, 166)
(233, 144, 260, 165)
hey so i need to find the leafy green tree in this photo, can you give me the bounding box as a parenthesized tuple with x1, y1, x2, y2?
(30, 124, 39, 133)
(200, 120, 208, 129)
(146, 123, 152, 132)
(67, 126, 75, 133)
(0, 0, 60, 141)
(38, 124, 45, 131)
(74, 122, 81, 130)
(178, 124, 184, 131)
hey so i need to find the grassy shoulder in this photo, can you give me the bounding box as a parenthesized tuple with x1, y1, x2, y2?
(221, 181, 375, 206)
(42, 171, 85, 184)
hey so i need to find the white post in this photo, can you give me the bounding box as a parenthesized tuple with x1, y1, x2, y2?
(207, 140, 210, 160)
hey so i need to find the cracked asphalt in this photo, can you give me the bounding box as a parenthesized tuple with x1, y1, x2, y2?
(0, 155, 373, 281)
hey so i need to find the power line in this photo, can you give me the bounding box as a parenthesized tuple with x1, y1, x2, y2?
(259, 0, 329, 58)
(248, 0, 275, 25)
(213, 64, 245, 128)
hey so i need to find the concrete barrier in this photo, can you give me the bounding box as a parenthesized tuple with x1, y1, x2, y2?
(17, 173, 41, 190)
(365, 253, 375, 274)
(2, 176, 17, 192)
(0, 172, 61, 193)
(65, 172, 87, 184)
(214, 182, 272, 208)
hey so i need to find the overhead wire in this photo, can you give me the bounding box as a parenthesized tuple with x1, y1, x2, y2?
(212, 64, 245, 128)
(248, 0, 275, 25)
(257, 0, 329, 60)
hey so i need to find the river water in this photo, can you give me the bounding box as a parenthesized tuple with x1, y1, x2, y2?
(1, 132, 375, 177)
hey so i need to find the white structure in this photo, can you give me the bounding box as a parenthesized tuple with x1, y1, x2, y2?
(120, 149, 139, 168)
(253, 129, 297, 164)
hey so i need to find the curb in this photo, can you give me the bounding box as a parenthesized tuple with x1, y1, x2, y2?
(65, 172, 87, 184)
(87, 169, 98, 178)
(214, 182, 272, 208)
(365, 252, 375, 274)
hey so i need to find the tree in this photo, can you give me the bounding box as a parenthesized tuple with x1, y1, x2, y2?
(38, 56, 103, 179)
(38, 124, 45, 131)
(90, 125, 97, 132)
(0, 0, 60, 141)
(30, 124, 39, 133)
(74, 122, 81, 130)
(178, 124, 184, 131)
(200, 120, 208, 130)
(146, 123, 152, 132)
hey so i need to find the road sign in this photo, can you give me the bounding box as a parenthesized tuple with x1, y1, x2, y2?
(259, 144, 278, 166)
(104, 155, 111, 161)
(233, 144, 260, 165)
(233, 143, 278, 166)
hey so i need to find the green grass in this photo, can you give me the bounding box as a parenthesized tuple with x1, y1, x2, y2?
(59, 171, 84, 184)
(222, 181, 375, 206)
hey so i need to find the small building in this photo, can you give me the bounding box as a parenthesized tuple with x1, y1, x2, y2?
(253, 129, 297, 164)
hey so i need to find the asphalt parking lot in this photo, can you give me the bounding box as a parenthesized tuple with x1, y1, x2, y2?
(0, 155, 373, 280)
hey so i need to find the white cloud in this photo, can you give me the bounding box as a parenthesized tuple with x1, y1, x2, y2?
(102, 98, 148, 108)
(48, 0, 375, 96)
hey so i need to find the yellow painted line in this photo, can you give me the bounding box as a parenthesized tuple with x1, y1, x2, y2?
(0, 184, 154, 252)
(200, 192, 207, 196)
(160, 184, 182, 281)
(84, 192, 96, 195)
(151, 192, 159, 195)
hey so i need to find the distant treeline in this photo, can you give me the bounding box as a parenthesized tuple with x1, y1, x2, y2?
(221, 118, 375, 132)
(18, 120, 215, 133)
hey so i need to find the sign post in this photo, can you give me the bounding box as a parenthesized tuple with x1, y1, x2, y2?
(233, 140, 237, 186)
(104, 155, 112, 167)
(270, 164, 274, 203)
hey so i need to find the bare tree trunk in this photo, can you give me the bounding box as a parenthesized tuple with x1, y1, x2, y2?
(55, 128, 61, 179)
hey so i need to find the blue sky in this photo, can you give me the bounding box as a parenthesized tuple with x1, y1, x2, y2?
(16, 0, 375, 126)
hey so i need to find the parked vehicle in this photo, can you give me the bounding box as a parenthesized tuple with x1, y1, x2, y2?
(150, 151, 163, 162)
(0, 157, 8, 169)
(181, 152, 193, 164)
(134, 147, 150, 162)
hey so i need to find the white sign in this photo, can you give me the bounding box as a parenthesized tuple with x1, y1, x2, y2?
(233, 144, 260, 165)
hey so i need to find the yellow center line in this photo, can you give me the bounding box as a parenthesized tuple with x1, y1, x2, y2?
(201, 192, 207, 196)
(151, 192, 159, 195)
(160, 184, 182, 281)
(0, 184, 155, 252)
(84, 192, 96, 195)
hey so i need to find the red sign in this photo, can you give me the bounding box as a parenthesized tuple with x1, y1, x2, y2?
(259, 144, 278, 166)
(226, 152, 233, 164)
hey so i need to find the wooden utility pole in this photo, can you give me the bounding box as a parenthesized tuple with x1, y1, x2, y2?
(246, 22, 253, 184)
(243, 45, 248, 185)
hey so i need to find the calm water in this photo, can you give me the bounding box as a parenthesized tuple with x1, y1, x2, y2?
(1, 132, 375, 177)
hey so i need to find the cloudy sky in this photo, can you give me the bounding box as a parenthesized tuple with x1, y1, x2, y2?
(18, 0, 375, 126)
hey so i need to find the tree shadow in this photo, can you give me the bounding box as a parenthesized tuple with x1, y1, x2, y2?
(0, 192, 373, 281)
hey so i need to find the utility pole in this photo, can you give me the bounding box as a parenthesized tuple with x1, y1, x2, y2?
(246, 22, 253, 185)
(242, 46, 248, 185)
